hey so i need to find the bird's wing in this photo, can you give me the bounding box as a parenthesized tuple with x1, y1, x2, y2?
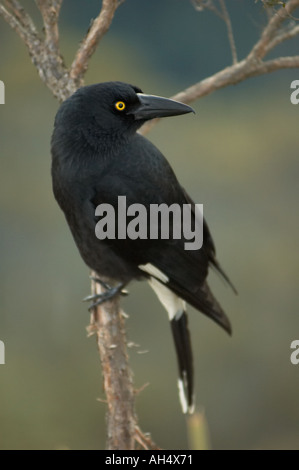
(90, 153, 232, 333)
(180, 186, 237, 294)
(136, 185, 233, 334)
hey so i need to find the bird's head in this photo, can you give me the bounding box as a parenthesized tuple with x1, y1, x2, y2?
(54, 82, 194, 142)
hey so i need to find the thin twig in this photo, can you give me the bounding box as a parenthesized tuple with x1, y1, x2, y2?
(134, 426, 161, 450)
(192, 0, 222, 18)
(193, 0, 238, 64)
(70, 0, 124, 83)
(219, 0, 237, 64)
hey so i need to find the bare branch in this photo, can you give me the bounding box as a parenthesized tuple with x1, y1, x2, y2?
(219, 0, 237, 64)
(0, 3, 26, 40)
(6, 0, 38, 33)
(192, 0, 222, 18)
(172, 55, 299, 102)
(0, 0, 39, 46)
(87, 275, 136, 450)
(248, 0, 299, 60)
(0, 0, 124, 98)
(251, 54, 299, 73)
(70, 0, 124, 83)
(0, 0, 73, 101)
(141, 0, 299, 135)
(266, 23, 299, 52)
(36, 0, 63, 54)
(140, 52, 299, 135)
(192, 0, 238, 64)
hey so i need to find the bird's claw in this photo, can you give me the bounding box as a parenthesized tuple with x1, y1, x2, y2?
(89, 276, 111, 291)
(83, 281, 128, 311)
(89, 276, 129, 297)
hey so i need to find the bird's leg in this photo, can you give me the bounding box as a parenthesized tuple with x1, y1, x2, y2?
(83, 277, 129, 311)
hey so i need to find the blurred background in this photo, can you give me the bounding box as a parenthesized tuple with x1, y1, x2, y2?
(0, 0, 299, 450)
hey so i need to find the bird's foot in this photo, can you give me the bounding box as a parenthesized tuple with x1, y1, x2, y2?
(89, 276, 129, 296)
(83, 279, 128, 311)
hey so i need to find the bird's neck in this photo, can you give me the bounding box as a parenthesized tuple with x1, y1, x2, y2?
(79, 125, 134, 160)
(54, 126, 135, 171)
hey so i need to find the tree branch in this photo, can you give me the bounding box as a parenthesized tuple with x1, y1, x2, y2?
(0, 0, 39, 46)
(265, 23, 299, 53)
(87, 275, 136, 450)
(70, 0, 124, 83)
(140, 0, 299, 135)
(139, 52, 299, 135)
(219, 0, 237, 64)
(0, 0, 124, 99)
(192, 0, 238, 64)
(251, 54, 299, 73)
(248, 0, 299, 60)
(36, 0, 63, 55)
(192, 0, 222, 18)
(0, 0, 73, 101)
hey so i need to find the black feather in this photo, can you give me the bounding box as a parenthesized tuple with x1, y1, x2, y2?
(171, 311, 194, 413)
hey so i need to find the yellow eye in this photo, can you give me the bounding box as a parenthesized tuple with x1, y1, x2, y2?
(115, 101, 126, 111)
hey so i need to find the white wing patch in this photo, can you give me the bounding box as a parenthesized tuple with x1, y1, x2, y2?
(148, 277, 185, 321)
(139, 263, 169, 284)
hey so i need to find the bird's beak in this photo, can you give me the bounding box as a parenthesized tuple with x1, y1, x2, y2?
(130, 93, 195, 120)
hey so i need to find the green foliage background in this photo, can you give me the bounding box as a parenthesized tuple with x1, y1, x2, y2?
(0, 0, 299, 450)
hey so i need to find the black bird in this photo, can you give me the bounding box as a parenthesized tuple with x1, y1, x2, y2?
(51, 81, 234, 414)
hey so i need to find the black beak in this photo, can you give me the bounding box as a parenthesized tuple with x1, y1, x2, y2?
(130, 93, 194, 120)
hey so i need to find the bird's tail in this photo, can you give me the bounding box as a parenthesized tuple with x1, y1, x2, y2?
(170, 310, 195, 414)
(148, 278, 195, 414)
